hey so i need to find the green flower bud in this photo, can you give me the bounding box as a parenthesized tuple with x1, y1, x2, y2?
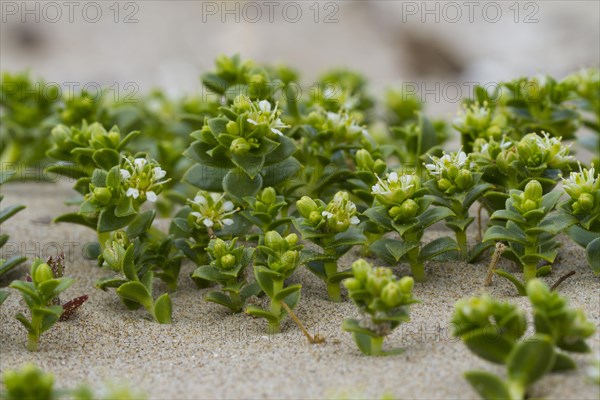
(254, 200, 266, 212)
(219, 254, 236, 270)
(343, 277, 362, 291)
(226, 121, 239, 135)
(261, 187, 277, 205)
(309, 211, 322, 225)
(265, 230, 284, 250)
(455, 169, 474, 190)
(34, 263, 54, 284)
(351, 259, 372, 282)
(212, 239, 228, 259)
(355, 149, 374, 170)
(285, 233, 298, 246)
(521, 199, 539, 212)
(437, 178, 453, 192)
(388, 206, 403, 219)
(524, 180, 543, 201)
(296, 196, 318, 218)
(107, 131, 121, 147)
(281, 250, 299, 270)
(399, 276, 414, 293)
(365, 267, 393, 295)
(230, 137, 251, 155)
(526, 279, 550, 306)
(381, 282, 402, 307)
(93, 187, 112, 205)
(399, 199, 419, 219)
(576, 193, 595, 211)
(373, 160, 387, 175)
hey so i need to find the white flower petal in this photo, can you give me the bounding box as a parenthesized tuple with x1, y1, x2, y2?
(350, 216, 360, 225)
(120, 169, 131, 179)
(126, 188, 139, 199)
(146, 191, 158, 202)
(222, 201, 234, 212)
(153, 167, 167, 180)
(259, 100, 271, 113)
(271, 128, 283, 136)
(190, 211, 202, 218)
(321, 211, 333, 219)
(247, 118, 258, 125)
(222, 218, 234, 226)
(388, 172, 398, 183)
(203, 218, 214, 227)
(134, 158, 147, 170)
(194, 195, 207, 205)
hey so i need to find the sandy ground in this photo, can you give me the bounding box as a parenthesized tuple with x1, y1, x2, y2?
(0, 181, 599, 399)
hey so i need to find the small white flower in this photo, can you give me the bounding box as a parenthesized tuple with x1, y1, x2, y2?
(190, 211, 202, 219)
(322, 211, 334, 219)
(146, 191, 158, 202)
(120, 169, 131, 179)
(350, 216, 360, 225)
(153, 167, 167, 180)
(222, 218, 234, 226)
(271, 128, 283, 136)
(372, 183, 382, 194)
(203, 218, 214, 227)
(247, 118, 258, 126)
(126, 188, 139, 199)
(388, 172, 399, 183)
(134, 158, 147, 170)
(222, 201, 234, 212)
(194, 195, 207, 205)
(259, 100, 271, 113)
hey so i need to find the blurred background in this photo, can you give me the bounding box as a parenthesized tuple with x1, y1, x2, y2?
(1, 0, 599, 116)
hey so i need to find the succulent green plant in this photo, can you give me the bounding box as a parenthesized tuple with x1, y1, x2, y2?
(365, 171, 458, 281)
(453, 102, 509, 153)
(245, 230, 303, 333)
(183, 95, 300, 200)
(452, 279, 595, 400)
(96, 231, 173, 324)
(342, 259, 417, 356)
(192, 238, 259, 313)
(9, 258, 76, 351)
(471, 132, 575, 214)
(1, 363, 146, 400)
(483, 180, 577, 294)
(0, 171, 26, 303)
(560, 164, 600, 274)
(294, 191, 366, 302)
(241, 186, 292, 239)
(424, 150, 493, 259)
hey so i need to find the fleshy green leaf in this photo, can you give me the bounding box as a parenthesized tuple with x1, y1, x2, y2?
(153, 293, 172, 324)
(464, 371, 513, 400)
(507, 334, 556, 386)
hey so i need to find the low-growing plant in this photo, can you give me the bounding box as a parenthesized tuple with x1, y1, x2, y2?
(342, 259, 417, 356)
(452, 279, 595, 400)
(294, 191, 366, 301)
(365, 171, 458, 281)
(192, 238, 259, 313)
(483, 180, 577, 294)
(1, 363, 146, 400)
(9, 258, 78, 351)
(560, 164, 600, 274)
(470, 132, 575, 213)
(96, 231, 172, 323)
(424, 150, 493, 259)
(0, 171, 26, 305)
(245, 230, 303, 333)
(241, 186, 291, 239)
(183, 95, 300, 200)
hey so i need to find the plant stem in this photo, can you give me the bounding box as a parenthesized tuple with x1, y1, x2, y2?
(269, 280, 284, 334)
(523, 263, 537, 281)
(370, 336, 384, 356)
(455, 229, 468, 260)
(280, 301, 325, 344)
(27, 333, 38, 352)
(324, 260, 341, 302)
(407, 246, 425, 282)
(484, 242, 506, 286)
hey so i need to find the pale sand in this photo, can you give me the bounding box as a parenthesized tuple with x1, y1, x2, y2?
(1, 182, 599, 399)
